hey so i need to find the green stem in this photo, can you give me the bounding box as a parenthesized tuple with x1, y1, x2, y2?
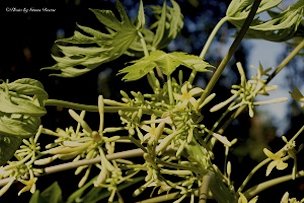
(266, 39, 304, 84)
(237, 158, 270, 193)
(138, 30, 161, 92)
(167, 76, 174, 105)
(197, 0, 262, 106)
(0, 148, 144, 187)
(189, 17, 228, 84)
(290, 123, 304, 143)
(45, 99, 159, 114)
(244, 170, 304, 199)
(198, 38, 304, 144)
(238, 123, 304, 193)
(199, 172, 214, 203)
(44, 148, 144, 174)
(138, 31, 149, 57)
(138, 192, 180, 203)
(199, 16, 229, 59)
(227, 39, 304, 121)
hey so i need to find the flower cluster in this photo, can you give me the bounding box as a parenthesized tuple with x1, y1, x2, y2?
(0, 126, 43, 196)
(210, 63, 287, 117)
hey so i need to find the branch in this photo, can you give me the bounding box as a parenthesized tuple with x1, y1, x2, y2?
(198, 0, 262, 105)
(0, 148, 144, 187)
(199, 172, 214, 203)
(266, 39, 304, 84)
(244, 170, 304, 199)
(137, 192, 180, 203)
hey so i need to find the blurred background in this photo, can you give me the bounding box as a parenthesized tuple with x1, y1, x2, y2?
(0, 0, 303, 202)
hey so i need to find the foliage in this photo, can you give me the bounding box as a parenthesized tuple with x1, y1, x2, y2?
(0, 0, 304, 202)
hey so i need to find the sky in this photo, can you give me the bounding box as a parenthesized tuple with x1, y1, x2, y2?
(247, 39, 290, 135)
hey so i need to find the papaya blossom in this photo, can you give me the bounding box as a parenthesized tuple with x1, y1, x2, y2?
(0, 78, 48, 165)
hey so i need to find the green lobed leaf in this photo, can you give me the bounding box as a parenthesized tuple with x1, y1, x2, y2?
(119, 57, 156, 81)
(0, 78, 47, 140)
(44, 0, 138, 77)
(0, 92, 46, 116)
(169, 52, 214, 72)
(151, 0, 183, 49)
(89, 9, 121, 31)
(152, 2, 167, 48)
(0, 116, 41, 138)
(226, 0, 282, 22)
(245, 1, 304, 41)
(119, 50, 213, 81)
(227, 0, 304, 41)
(0, 78, 47, 165)
(0, 135, 22, 165)
(115, 0, 132, 26)
(168, 0, 183, 38)
(2, 78, 48, 104)
(136, 0, 145, 29)
(45, 0, 184, 77)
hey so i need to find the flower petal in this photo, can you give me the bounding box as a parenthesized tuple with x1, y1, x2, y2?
(276, 161, 288, 170)
(266, 161, 276, 176)
(263, 148, 275, 159)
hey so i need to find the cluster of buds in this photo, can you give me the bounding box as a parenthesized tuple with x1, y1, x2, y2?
(210, 63, 287, 117)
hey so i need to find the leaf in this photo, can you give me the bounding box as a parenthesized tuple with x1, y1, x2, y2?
(247, 1, 304, 41)
(67, 178, 95, 203)
(170, 52, 214, 72)
(0, 116, 41, 138)
(152, 2, 167, 48)
(136, 0, 145, 29)
(156, 52, 181, 76)
(0, 135, 22, 165)
(44, 0, 138, 77)
(30, 182, 63, 203)
(291, 88, 304, 108)
(67, 176, 144, 203)
(29, 190, 41, 203)
(119, 50, 213, 81)
(81, 177, 144, 203)
(151, 0, 183, 49)
(227, 0, 304, 41)
(0, 92, 46, 116)
(291, 88, 303, 101)
(226, 0, 282, 23)
(45, 1, 184, 77)
(8, 78, 48, 101)
(0, 78, 47, 139)
(119, 58, 156, 81)
(89, 9, 121, 31)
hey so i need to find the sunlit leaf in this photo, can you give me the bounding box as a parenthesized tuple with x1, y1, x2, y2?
(136, 1, 145, 29)
(44, 0, 138, 77)
(119, 50, 213, 81)
(0, 79, 47, 140)
(227, 0, 304, 41)
(227, 0, 282, 25)
(151, 0, 183, 49)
